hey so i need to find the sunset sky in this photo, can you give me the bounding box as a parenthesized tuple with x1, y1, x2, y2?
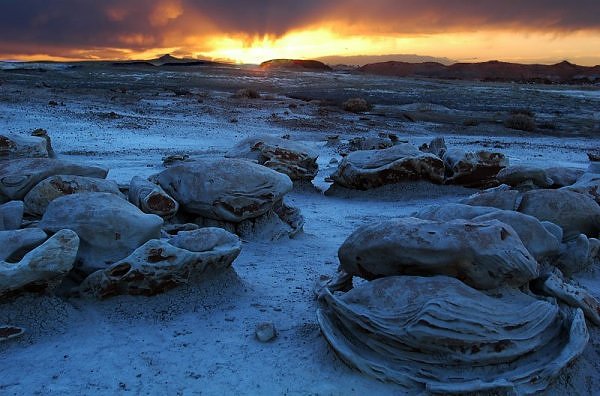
(1, 0, 600, 65)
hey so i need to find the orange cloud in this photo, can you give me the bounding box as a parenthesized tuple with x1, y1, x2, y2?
(149, 0, 183, 27)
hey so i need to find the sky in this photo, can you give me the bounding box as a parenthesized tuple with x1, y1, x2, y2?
(1, 0, 600, 65)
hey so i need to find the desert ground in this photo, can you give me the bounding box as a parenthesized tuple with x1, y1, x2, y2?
(0, 62, 599, 395)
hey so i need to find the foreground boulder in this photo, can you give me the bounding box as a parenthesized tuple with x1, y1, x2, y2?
(414, 203, 499, 221)
(80, 228, 241, 298)
(225, 136, 318, 182)
(39, 193, 163, 278)
(24, 175, 123, 216)
(338, 217, 538, 290)
(156, 159, 293, 223)
(0, 159, 108, 200)
(0, 134, 49, 160)
(518, 189, 600, 241)
(317, 276, 587, 395)
(562, 172, 600, 204)
(442, 148, 507, 187)
(329, 144, 445, 190)
(0, 230, 79, 297)
(128, 176, 178, 218)
(546, 167, 585, 188)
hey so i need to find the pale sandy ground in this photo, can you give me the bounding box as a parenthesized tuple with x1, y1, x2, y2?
(0, 65, 599, 395)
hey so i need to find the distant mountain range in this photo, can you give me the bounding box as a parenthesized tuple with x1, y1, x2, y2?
(358, 60, 600, 84)
(317, 54, 456, 66)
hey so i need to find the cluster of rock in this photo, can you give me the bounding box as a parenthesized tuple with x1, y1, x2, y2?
(318, 158, 600, 393)
(329, 136, 508, 190)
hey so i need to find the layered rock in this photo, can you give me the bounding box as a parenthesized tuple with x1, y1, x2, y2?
(80, 228, 241, 298)
(0, 230, 79, 297)
(128, 176, 178, 218)
(329, 144, 445, 190)
(460, 185, 521, 210)
(317, 276, 588, 394)
(225, 136, 318, 181)
(0, 158, 108, 201)
(24, 175, 123, 216)
(0, 228, 47, 262)
(497, 165, 554, 189)
(338, 217, 538, 290)
(39, 193, 163, 278)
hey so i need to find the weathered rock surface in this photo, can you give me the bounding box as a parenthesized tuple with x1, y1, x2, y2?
(537, 272, 600, 326)
(255, 322, 277, 342)
(0, 228, 47, 262)
(554, 234, 596, 275)
(338, 217, 539, 290)
(518, 189, 600, 240)
(0, 134, 49, 160)
(39, 193, 163, 278)
(0, 159, 108, 200)
(414, 203, 499, 222)
(156, 159, 293, 222)
(80, 228, 241, 298)
(0, 201, 24, 230)
(546, 167, 585, 188)
(497, 165, 554, 189)
(128, 176, 178, 218)
(347, 136, 393, 152)
(225, 136, 318, 181)
(472, 211, 561, 260)
(329, 144, 445, 190)
(442, 148, 507, 187)
(317, 276, 588, 395)
(562, 172, 600, 204)
(0, 229, 79, 297)
(0, 325, 25, 342)
(460, 184, 521, 210)
(24, 175, 123, 216)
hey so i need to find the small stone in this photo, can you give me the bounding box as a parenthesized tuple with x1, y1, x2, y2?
(255, 322, 277, 342)
(0, 325, 25, 341)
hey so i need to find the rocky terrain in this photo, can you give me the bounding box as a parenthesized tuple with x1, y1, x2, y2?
(0, 61, 599, 395)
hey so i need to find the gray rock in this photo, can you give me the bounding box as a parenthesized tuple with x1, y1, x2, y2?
(128, 176, 178, 218)
(317, 275, 588, 394)
(497, 165, 553, 189)
(0, 134, 48, 160)
(226, 136, 319, 181)
(0, 201, 24, 230)
(338, 217, 538, 290)
(80, 229, 241, 298)
(329, 144, 445, 190)
(157, 159, 293, 223)
(460, 184, 521, 210)
(24, 175, 123, 216)
(443, 148, 508, 187)
(0, 228, 47, 262)
(518, 189, 600, 241)
(255, 322, 277, 342)
(0, 158, 108, 201)
(0, 229, 79, 297)
(545, 167, 585, 188)
(40, 193, 163, 278)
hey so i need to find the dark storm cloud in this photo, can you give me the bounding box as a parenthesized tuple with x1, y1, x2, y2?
(1, 0, 599, 56)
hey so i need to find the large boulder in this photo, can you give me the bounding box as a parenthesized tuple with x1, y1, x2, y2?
(39, 193, 163, 278)
(0, 134, 48, 160)
(497, 165, 554, 189)
(24, 175, 124, 216)
(156, 159, 293, 223)
(518, 189, 600, 241)
(80, 228, 241, 298)
(0, 159, 108, 201)
(317, 276, 588, 395)
(442, 148, 508, 187)
(0, 201, 24, 230)
(338, 217, 539, 290)
(225, 136, 318, 181)
(128, 176, 178, 218)
(0, 229, 79, 297)
(329, 144, 445, 190)
(414, 203, 499, 221)
(546, 167, 585, 188)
